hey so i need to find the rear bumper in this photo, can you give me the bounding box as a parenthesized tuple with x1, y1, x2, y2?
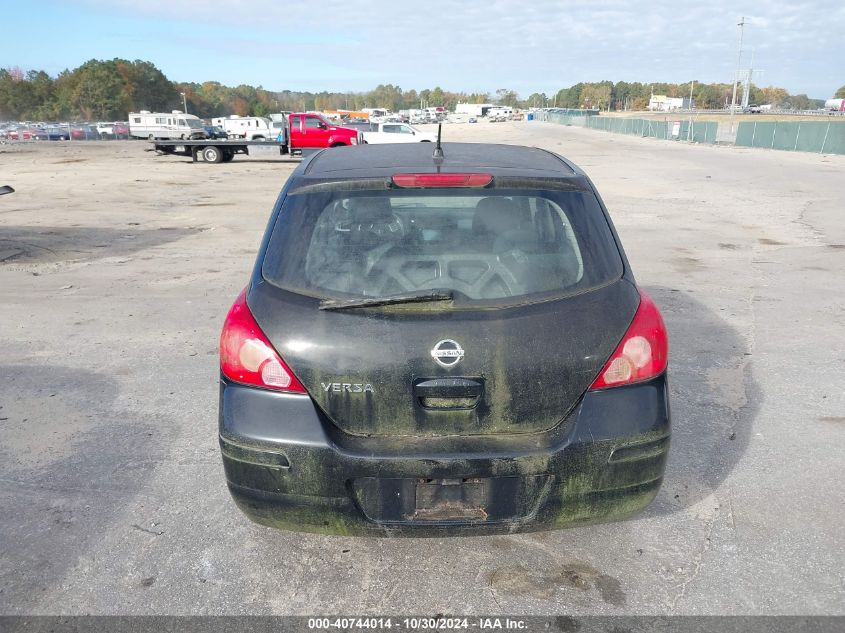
(219, 375, 670, 536)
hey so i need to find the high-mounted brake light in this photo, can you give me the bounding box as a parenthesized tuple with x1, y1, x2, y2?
(589, 289, 668, 390)
(391, 173, 493, 188)
(220, 288, 306, 393)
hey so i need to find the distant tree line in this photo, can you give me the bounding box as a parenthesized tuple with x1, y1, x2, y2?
(0, 60, 177, 121)
(0, 58, 835, 121)
(543, 81, 826, 111)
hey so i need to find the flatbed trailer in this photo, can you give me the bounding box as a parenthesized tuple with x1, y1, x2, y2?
(150, 139, 320, 163)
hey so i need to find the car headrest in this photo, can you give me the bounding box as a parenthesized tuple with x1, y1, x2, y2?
(472, 197, 520, 235)
(349, 197, 394, 224)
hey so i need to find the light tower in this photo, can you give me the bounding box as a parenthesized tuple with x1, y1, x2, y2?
(730, 16, 746, 113)
(729, 16, 747, 132)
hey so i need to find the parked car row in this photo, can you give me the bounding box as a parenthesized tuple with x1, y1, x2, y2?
(0, 121, 130, 141)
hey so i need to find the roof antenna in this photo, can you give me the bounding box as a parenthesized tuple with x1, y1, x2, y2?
(432, 123, 444, 172)
(432, 123, 444, 160)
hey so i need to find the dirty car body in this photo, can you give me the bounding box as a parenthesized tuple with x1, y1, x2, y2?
(219, 143, 670, 536)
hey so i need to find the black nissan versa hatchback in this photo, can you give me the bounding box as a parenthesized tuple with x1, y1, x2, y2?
(218, 142, 670, 536)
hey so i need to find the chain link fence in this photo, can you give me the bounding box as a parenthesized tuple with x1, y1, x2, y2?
(535, 111, 845, 155)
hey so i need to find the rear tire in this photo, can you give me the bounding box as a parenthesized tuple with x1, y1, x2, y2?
(148, 134, 155, 141)
(202, 146, 224, 163)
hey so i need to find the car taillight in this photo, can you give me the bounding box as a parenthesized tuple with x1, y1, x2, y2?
(350, 136, 358, 145)
(391, 173, 493, 188)
(220, 288, 306, 393)
(589, 289, 668, 390)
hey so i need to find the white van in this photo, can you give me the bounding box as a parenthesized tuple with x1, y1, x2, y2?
(129, 111, 206, 140)
(211, 115, 273, 141)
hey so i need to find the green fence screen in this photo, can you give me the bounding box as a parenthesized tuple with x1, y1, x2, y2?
(578, 117, 719, 144)
(735, 121, 845, 154)
(538, 113, 845, 155)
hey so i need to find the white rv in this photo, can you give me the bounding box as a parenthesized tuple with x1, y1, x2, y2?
(362, 108, 392, 123)
(211, 115, 274, 140)
(487, 107, 513, 122)
(424, 106, 446, 121)
(129, 110, 206, 140)
(455, 103, 495, 118)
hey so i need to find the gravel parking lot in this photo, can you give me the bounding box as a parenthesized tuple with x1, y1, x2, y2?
(1, 123, 843, 615)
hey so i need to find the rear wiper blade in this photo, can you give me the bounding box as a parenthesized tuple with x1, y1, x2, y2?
(319, 291, 453, 311)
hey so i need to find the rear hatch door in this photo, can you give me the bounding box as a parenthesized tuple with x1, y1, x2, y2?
(252, 185, 636, 437)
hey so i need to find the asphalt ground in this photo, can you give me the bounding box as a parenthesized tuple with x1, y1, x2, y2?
(0, 123, 843, 615)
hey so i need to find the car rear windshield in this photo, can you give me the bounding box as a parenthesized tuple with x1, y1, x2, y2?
(261, 188, 624, 308)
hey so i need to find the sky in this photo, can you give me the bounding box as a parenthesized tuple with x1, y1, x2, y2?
(2, 1, 842, 99)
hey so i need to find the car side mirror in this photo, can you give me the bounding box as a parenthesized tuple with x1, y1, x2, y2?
(0, 185, 14, 196)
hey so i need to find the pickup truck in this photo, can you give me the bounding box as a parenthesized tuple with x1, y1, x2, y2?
(362, 122, 437, 144)
(96, 122, 114, 138)
(150, 112, 362, 163)
(211, 116, 274, 141)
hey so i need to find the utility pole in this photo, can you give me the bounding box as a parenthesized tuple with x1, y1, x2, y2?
(687, 80, 696, 141)
(742, 48, 755, 108)
(180, 92, 188, 114)
(730, 16, 746, 131)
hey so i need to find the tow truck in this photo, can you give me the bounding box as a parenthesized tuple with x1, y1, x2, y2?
(150, 112, 363, 163)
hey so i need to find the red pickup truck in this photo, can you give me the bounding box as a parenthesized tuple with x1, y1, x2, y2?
(287, 113, 360, 149)
(150, 112, 362, 163)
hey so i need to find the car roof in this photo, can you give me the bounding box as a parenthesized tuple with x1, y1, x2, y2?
(300, 143, 585, 181)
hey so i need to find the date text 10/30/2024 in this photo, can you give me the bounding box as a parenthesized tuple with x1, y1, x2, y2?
(308, 618, 529, 630)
